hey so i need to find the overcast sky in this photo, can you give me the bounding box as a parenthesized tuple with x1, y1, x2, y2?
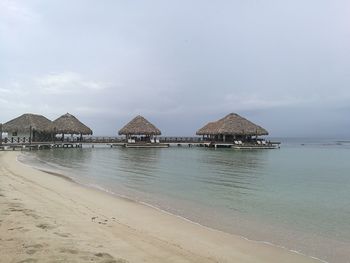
(1, 0, 349, 137)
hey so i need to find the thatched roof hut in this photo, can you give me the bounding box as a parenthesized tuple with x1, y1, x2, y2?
(2, 113, 52, 133)
(51, 113, 92, 135)
(196, 113, 268, 136)
(118, 115, 161, 136)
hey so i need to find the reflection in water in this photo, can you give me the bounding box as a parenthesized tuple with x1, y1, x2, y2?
(117, 148, 162, 185)
(28, 147, 267, 212)
(196, 149, 267, 197)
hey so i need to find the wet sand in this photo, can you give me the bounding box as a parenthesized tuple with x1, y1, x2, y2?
(0, 151, 322, 263)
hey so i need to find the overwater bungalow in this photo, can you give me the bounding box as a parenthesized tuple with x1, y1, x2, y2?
(2, 113, 52, 143)
(51, 113, 92, 141)
(196, 113, 270, 146)
(118, 115, 167, 147)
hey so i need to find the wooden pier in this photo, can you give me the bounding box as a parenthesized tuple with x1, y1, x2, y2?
(0, 142, 83, 151)
(210, 141, 281, 149)
(0, 137, 281, 151)
(124, 143, 169, 148)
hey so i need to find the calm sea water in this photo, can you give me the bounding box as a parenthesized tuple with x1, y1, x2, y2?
(19, 138, 350, 263)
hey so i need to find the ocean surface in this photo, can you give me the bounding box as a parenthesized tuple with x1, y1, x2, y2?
(19, 138, 350, 263)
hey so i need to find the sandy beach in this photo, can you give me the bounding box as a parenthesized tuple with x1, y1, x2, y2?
(0, 151, 321, 263)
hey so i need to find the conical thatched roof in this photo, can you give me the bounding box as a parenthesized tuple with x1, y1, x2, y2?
(51, 113, 92, 135)
(196, 113, 268, 136)
(118, 115, 161, 136)
(3, 113, 52, 133)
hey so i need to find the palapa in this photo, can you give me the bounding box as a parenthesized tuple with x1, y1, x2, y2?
(51, 113, 92, 135)
(196, 113, 268, 136)
(2, 113, 52, 133)
(118, 115, 161, 136)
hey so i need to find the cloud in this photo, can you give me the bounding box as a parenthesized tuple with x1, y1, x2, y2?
(223, 93, 302, 111)
(0, 88, 11, 94)
(36, 72, 109, 95)
(0, 72, 111, 122)
(0, 0, 39, 29)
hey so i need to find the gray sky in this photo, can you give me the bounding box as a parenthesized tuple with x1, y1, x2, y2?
(1, 0, 350, 137)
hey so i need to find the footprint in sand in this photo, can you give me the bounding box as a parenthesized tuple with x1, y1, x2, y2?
(7, 225, 29, 233)
(58, 248, 128, 263)
(24, 244, 44, 249)
(25, 249, 37, 255)
(54, 231, 71, 238)
(59, 248, 79, 254)
(9, 203, 22, 208)
(16, 259, 37, 263)
(92, 216, 110, 225)
(5, 203, 40, 220)
(8, 226, 24, 231)
(94, 252, 129, 263)
(9, 208, 25, 212)
(36, 223, 56, 230)
(23, 243, 46, 255)
(23, 210, 40, 220)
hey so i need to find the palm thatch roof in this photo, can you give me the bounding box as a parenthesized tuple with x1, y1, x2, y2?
(51, 113, 92, 135)
(196, 113, 268, 136)
(2, 113, 52, 133)
(118, 115, 161, 136)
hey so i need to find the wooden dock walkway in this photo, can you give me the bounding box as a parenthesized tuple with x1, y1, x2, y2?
(0, 137, 281, 151)
(0, 142, 83, 151)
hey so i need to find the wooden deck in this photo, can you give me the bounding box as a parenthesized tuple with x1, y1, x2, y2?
(211, 142, 280, 149)
(231, 145, 279, 149)
(124, 143, 169, 148)
(0, 142, 83, 151)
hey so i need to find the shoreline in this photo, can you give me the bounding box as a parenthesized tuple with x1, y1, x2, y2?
(23, 159, 328, 263)
(1, 151, 323, 262)
(17, 153, 326, 262)
(18, 153, 331, 263)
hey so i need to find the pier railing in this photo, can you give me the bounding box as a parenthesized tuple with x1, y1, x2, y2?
(0, 137, 124, 145)
(1, 137, 31, 144)
(80, 136, 204, 143)
(0, 136, 204, 145)
(159, 137, 203, 143)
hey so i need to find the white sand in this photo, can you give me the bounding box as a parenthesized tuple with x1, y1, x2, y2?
(0, 151, 322, 263)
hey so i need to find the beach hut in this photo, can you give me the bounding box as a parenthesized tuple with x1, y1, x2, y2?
(51, 113, 92, 141)
(196, 113, 268, 143)
(2, 113, 52, 143)
(118, 115, 161, 143)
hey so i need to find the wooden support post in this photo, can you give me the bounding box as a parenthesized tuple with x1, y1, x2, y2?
(53, 127, 56, 144)
(0, 123, 2, 146)
(29, 126, 32, 144)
